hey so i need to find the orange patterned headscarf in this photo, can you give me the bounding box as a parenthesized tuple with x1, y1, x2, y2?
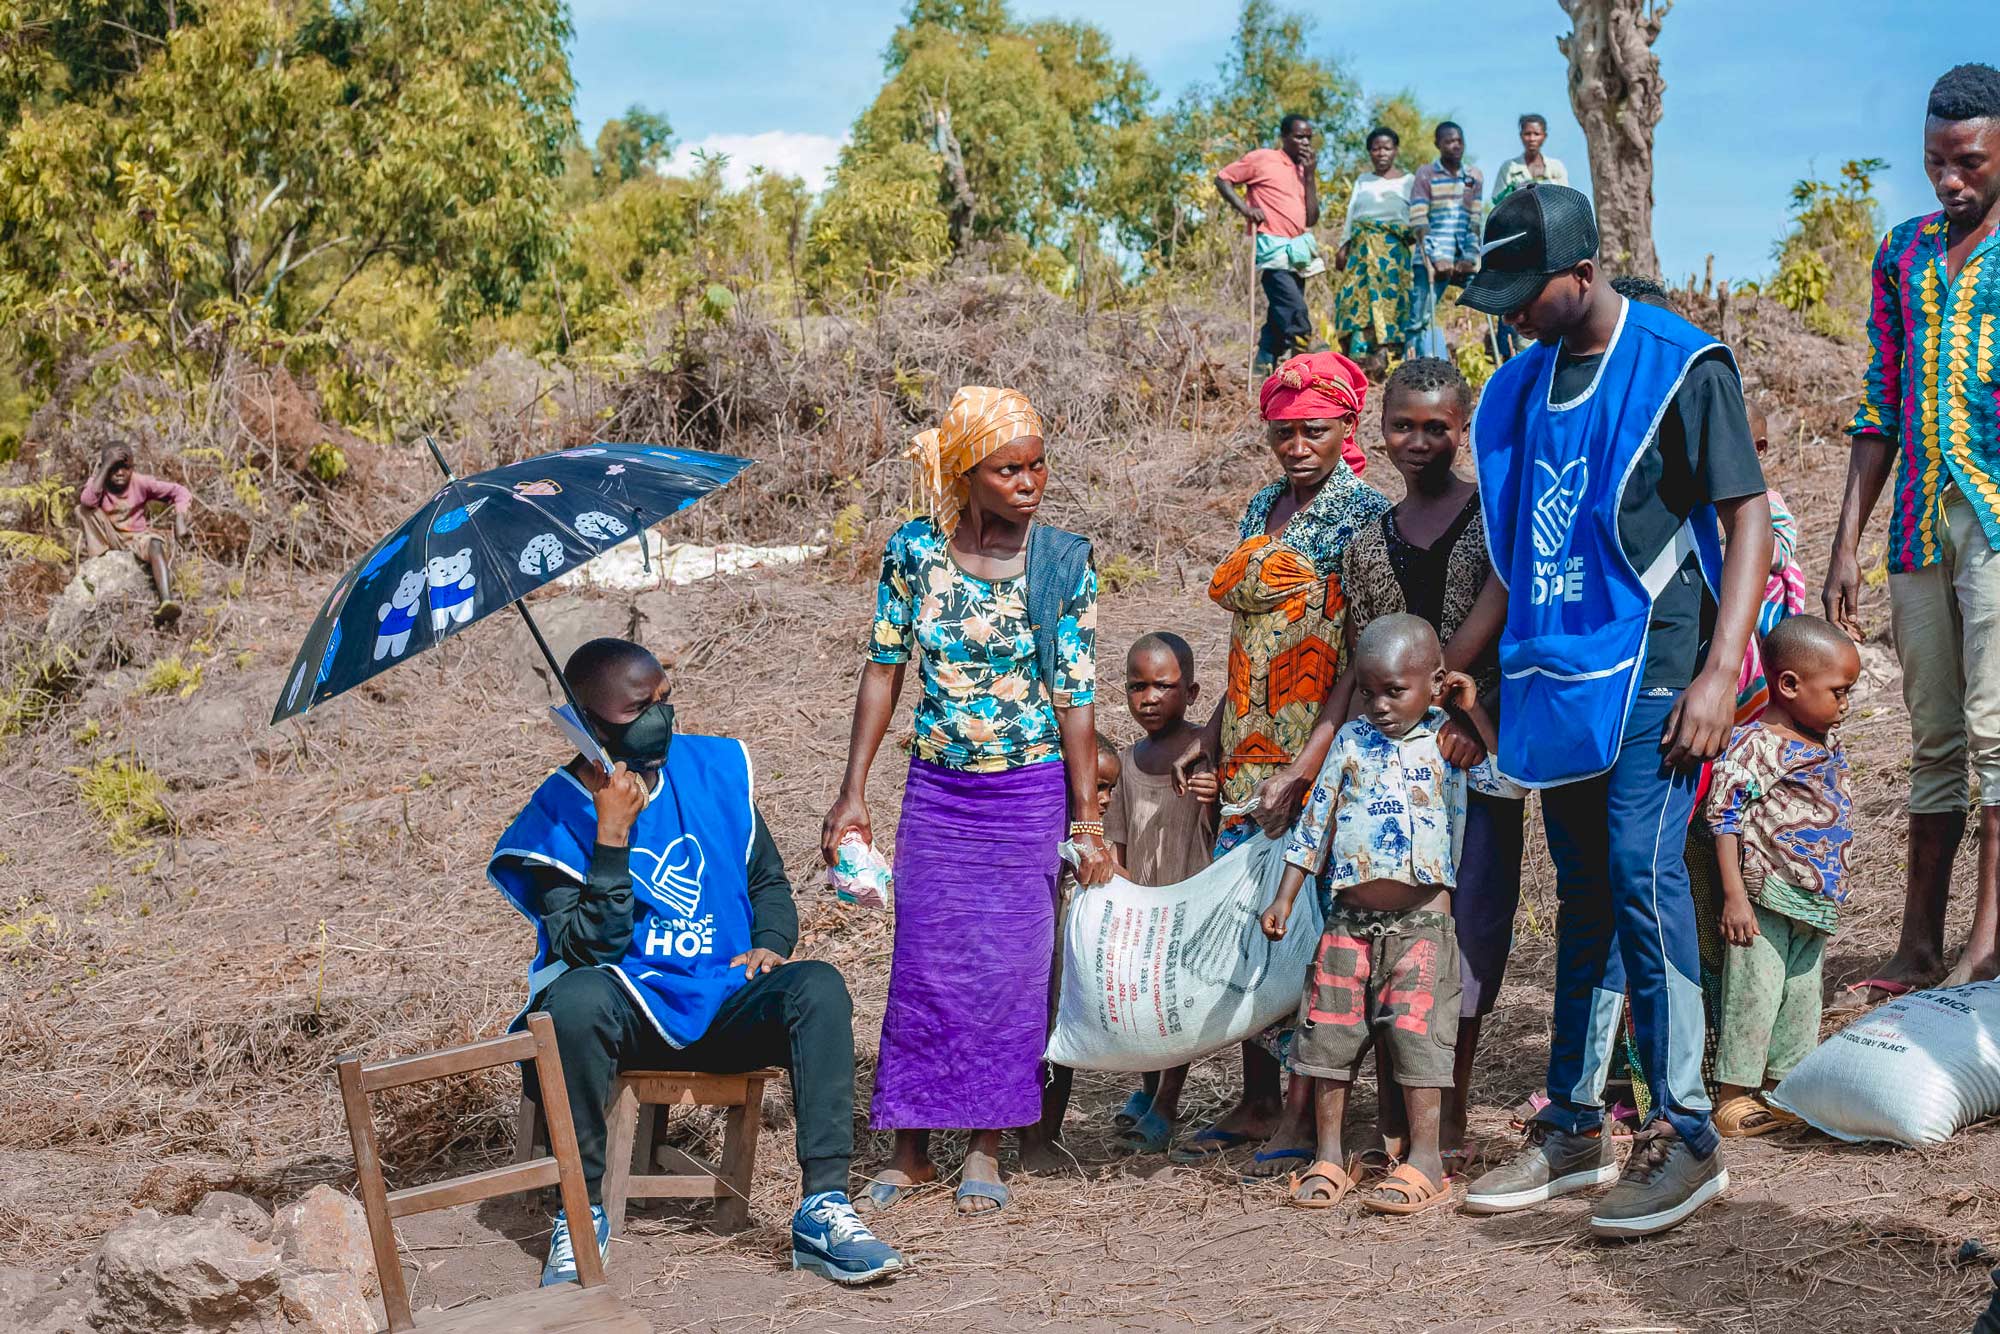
(906, 386, 1046, 535)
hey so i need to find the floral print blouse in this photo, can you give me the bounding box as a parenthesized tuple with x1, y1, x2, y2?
(870, 518, 1097, 772)
(1209, 473, 1391, 833)
(1706, 722, 1853, 932)
(1283, 710, 1468, 899)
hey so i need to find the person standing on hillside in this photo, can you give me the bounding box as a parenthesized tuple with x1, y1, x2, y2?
(1332, 126, 1417, 368)
(1824, 63, 2000, 1001)
(1493, 113, 1570, 206)
(1409, 122, 1484, 356)
(1454, 184, 1772, 1240)
(1217, 115, 1324, 378)
(1491, 116, 1569, 359)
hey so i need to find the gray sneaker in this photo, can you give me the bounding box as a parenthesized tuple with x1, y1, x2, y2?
(1461, 1121, 1619, 1214)
(1588, 1124, 1727, 1239)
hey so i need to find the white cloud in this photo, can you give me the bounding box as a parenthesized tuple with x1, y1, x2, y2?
(662, 131, 847, 191)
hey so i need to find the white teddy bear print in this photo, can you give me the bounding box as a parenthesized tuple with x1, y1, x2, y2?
(375, 569, 427, 661)
(518, 533, 565, 576)
(573, 511, 628, 541)
(425, 547, 478, 632)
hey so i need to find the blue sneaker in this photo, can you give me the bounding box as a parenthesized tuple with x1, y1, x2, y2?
(790, 1191, 904, 1285)
(540, 1204, 609, 1287)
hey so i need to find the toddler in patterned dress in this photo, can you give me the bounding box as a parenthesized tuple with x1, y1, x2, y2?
(1258, 614, 1496, 1216)
(1707, 615, 1861, 1137)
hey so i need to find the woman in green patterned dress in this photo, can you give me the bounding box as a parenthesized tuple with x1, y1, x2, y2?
(1332, 127, 1416, 366)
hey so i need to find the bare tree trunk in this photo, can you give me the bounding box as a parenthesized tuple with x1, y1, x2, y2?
(922, 92, 976, 253)
(1558, 0, 1670, 277)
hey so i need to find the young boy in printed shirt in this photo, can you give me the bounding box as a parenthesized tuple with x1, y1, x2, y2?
(1260, 614, 1496, 1215)
(1707, 615, 1861, 1135)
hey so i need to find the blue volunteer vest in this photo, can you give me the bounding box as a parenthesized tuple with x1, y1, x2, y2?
(1472, 298, 1728, 788)
(488, 734, 755, 1047)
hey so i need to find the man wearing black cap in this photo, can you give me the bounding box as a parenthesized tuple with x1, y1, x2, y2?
(1453, 184, 1772, 1239)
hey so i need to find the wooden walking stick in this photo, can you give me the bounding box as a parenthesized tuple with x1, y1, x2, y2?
(1246, 219, 1258, 399)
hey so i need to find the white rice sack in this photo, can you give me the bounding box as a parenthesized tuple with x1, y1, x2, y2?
(1769, 981, 2000, 1146)
(1046, 832, 1323, 1073)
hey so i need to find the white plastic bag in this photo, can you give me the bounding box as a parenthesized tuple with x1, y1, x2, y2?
(826, 832, 893, 909)
(1769, 981, 2000, 1146)
(1045, 832, 1323, 1073)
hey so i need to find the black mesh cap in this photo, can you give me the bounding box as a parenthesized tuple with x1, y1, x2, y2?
(1459, 184, 1600, 316)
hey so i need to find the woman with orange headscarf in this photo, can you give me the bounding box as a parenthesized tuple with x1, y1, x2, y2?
(822, 386, 1109, 1218)
(1169, 350, 1389, 1174)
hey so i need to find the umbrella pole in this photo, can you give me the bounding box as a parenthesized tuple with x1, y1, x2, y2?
(419, 434, 590, 720)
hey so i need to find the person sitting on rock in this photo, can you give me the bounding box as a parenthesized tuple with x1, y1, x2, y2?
(77, 443, 193, 626)
(487, 637, 903, 1289)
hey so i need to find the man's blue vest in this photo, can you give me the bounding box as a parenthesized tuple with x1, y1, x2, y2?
(488, 735, 754, 1047)
(1472, 298, 1729, 788)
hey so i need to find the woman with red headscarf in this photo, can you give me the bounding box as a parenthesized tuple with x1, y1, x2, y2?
(1167, 350, 1389, 1174)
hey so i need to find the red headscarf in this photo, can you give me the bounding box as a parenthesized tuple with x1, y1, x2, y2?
(1258, 351, 1369, 476)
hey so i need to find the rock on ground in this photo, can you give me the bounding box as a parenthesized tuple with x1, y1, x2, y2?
(271, 1186, 377, 1298)
(44, 551, 157, 665)
(277, 1270, 375, 1334)
(89, 1209, 283, 1333)
(191, 1191, 273, 1241)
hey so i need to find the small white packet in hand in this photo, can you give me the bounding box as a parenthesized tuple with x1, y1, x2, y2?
(828, 831, 894, 909)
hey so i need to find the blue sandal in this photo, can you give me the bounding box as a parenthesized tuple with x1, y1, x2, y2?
(1112, 1089, 1152, 1130)
(954, 1178, 1009, 1215)
(1240, 1147, 1313, 1182)
(859, 1178, 926, 1212)
(1116, 1108, 1175, 1154)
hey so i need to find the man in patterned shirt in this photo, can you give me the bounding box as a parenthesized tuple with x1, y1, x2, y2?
(1825, 63, 2000, 1001)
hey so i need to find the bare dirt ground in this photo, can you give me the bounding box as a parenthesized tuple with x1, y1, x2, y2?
(4, 314, 1996, 1331)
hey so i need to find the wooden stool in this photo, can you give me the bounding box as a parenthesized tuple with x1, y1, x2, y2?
(336, 1012, 645, 1334)
(514, 1067, 781, 1236)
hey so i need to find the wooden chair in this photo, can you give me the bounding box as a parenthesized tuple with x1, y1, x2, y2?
(513, 1067, 781, 1236)
(337, 1012, 646, 1334)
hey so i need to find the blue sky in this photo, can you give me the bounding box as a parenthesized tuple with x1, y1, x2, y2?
(570, 0, 1981, 282)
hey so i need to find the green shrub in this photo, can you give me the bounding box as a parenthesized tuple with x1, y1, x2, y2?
(70, 755, 172, 850)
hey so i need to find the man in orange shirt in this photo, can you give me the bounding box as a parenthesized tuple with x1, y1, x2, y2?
(1217, 115, 1323, 377)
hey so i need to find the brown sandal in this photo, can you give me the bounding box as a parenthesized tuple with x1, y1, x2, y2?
(1715, 1094, 1801, 1138)
(1360, 1163, 1452, 1216)
(1286, 1160, 1357, 1209)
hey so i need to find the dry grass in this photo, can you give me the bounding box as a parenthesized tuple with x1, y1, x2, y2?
(0, 275, 1993, 1331)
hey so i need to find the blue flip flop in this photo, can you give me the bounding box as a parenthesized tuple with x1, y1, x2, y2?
(1112, 1089, 1152, 1130)
(1240, 1147, 1313, 1183)
(1168, 1127, 1253, 1164)
(1116, 1108, 1175, 1154)
(860, 1178, 925, 1212)
(954, 1178, 1009, 1215)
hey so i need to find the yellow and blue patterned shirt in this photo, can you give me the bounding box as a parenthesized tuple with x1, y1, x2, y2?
(1849, 212, 2000, 572)
(869, 518, 1096, 773)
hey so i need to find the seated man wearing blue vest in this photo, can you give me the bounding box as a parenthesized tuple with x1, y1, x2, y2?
(1453, 186, 1772, 1239)
(489, 637, 902, 1286)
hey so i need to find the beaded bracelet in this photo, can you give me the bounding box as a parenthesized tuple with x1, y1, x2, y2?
(1069, 820, 1106, 838)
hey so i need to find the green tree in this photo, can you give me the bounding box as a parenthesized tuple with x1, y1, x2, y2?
(1768, 157, 1886, 340)
(808, 141, 953, 297)
(1107, 0, 1360, 266)
(835, 0, 1151, 256)
(0, 0, 575, 373)
(594, 105, 674, 184)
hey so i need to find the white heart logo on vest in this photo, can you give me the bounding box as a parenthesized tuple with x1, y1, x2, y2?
(1531, 458, 1588, 559)
(634, 836, 717, 959)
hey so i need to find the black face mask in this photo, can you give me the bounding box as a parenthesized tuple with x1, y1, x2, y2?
(594, 700, 675, 770)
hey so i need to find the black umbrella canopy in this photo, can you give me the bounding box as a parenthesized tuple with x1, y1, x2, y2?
(272, 443, 752, 725)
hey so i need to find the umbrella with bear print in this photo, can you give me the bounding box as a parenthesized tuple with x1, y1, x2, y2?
(269, 438, 751, 727)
